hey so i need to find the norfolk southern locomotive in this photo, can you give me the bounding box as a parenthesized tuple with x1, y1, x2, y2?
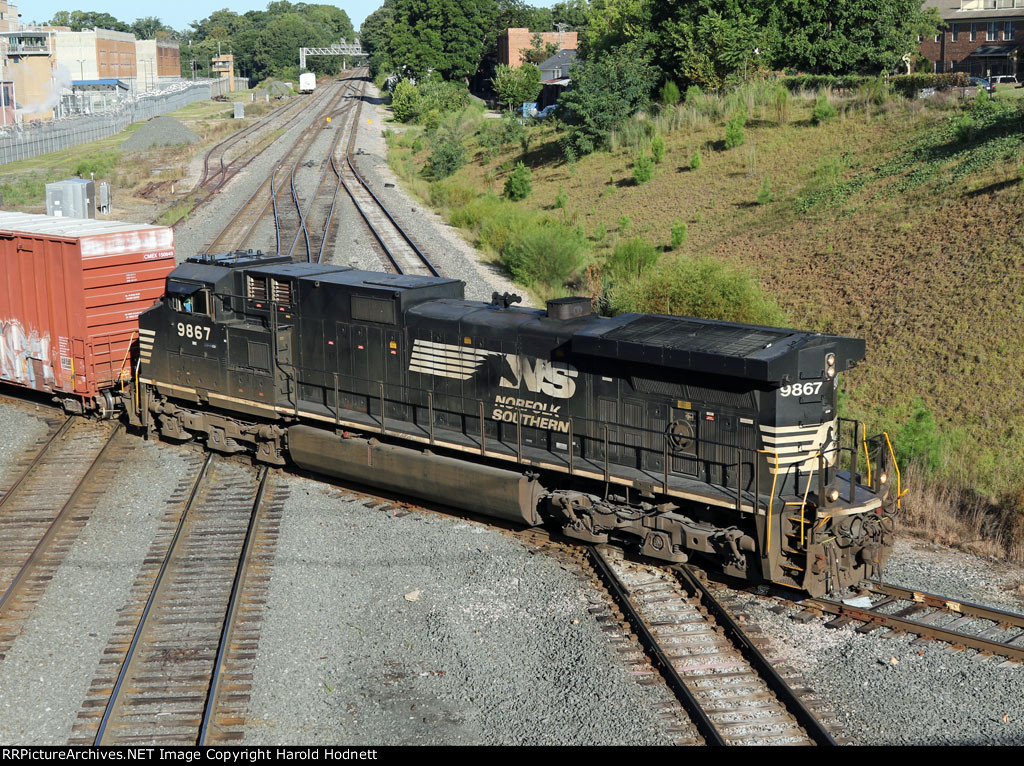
(126, 251, 902, 597)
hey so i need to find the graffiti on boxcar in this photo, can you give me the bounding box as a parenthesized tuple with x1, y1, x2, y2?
(0, 319, 55, 389)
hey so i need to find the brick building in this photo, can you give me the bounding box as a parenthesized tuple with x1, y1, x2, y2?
(54, 28, 136, 81)
(498, 27, 578, 69)
(136, 38, 180, 91)
(920, 0, 1024, 77)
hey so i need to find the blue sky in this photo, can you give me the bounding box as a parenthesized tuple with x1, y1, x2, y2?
(22, 1, 558, 35)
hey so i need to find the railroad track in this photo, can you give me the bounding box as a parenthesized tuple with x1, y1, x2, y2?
(802, 581, 1024, 663)
(283, 75, 365, 262)
(0, 419, 124, 661)
(338, 77, 439, 277)
(68, 453, 285, 745)
(203, 77, 352, 255)
(581, 546, 839, 746)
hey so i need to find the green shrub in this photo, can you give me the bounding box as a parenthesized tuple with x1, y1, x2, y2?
(611, 256, 787, 325)
(592, 222, 607, 242)
(756, 175, 773, 205)
(670, 221, 688, 249)
(690, 150, 702, 170)
(606, 238, 659, 284)
(428, 135, 465, 179)
(503, 161, 532, 201)
(71, 151, 118, 178)
(501, 222, 586, 288)
(952, 114, 975, 143)
(661, 80, 681, 108)
(684, 85, 703, 106)
(554, 186, 568, 209)
(429, 177, 477, 209)
(633, 152, 655, 184)
(811, 94, 837, 125)
(896, 398, 942, 473)
(618, 215, 631, 233)
(448, 194, 502, 230)
(478, 201, 536, 253)
(724, 107, 746, 149)
(773, 85, 789, 124)
(391, 79, 420, 122)
(650, 133, 666, 164)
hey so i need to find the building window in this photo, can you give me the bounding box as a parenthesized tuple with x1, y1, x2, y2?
(952, 24, 959, 42)
(935, 33, 942, 42)
(988, 21, 998, 40)
(1006, 21, 1015, 40)
(971, 23, 978, 40)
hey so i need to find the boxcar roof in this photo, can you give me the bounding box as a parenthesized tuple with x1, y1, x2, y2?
(0, 210, 168, 238)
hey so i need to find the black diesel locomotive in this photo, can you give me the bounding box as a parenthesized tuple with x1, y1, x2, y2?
(128, 251, 902, 596)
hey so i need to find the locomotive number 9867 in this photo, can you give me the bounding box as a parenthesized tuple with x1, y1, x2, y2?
(176, 322, 211, 341)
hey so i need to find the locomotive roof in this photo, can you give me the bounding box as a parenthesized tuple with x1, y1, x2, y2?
(575, 314, 865, 383)
(410, 300, 864, 384)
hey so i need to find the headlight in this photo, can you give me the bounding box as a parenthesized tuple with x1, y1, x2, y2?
(826, 366, 836, 378)
(827, 488, 840, 502)
(826, 353, 836, 366)
(879, 472, 888, 485)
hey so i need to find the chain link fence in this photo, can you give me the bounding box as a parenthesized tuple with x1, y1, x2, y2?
(0, 78, 243, 166)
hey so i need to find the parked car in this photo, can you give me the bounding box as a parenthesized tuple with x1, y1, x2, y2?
(990, 75, 1018, 86)
(968, 76, 997, 94)
(535, 104, 558, 119)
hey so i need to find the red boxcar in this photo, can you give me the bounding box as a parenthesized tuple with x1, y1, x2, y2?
(0, 212, 175, 413)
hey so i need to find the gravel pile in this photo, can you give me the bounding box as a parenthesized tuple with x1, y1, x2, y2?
(0, 438, 196, 744)
(120, 116, 199, 152)
(242, 476, 679, 745)
(257, 81, 295, 99)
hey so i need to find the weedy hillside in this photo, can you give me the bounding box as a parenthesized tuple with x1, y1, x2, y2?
(385, 81, 1024, 562)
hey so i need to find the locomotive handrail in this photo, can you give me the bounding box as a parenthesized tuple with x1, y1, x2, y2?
(882, 431, 905, 508)
(757, 449, 780, 556)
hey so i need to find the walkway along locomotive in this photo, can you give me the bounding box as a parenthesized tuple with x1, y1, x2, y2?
(124, 251, 904, 597)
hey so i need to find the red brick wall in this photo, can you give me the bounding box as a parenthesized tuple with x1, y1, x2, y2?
(498, 27, 579, 68)
(920, 18, 1021, 75)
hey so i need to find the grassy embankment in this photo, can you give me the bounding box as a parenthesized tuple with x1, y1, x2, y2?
(384, 82, 1024, 563)
(0, 89, 281, 222)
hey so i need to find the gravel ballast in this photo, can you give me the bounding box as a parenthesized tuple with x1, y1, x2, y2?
(0, 403, 53, 482)
(0, 438, 196, 743)
(727, 537, 1024, 745)
(241, 476, 679, 745)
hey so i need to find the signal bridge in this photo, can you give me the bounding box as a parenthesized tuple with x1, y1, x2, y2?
(299, 38, 366, 70)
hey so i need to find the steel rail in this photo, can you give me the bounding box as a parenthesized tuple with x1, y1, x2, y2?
(672, 565, 838, 746)
(0, 423, 123, 618)
(336, 74, 440, 277)
(203, 78, 350, 254)
(198, 466, 271, 745)
(0, 417, 74, 510)
(807, 581, 1024, 662)
(93, 452, 215, 746)
(586, 546, 726, 746)
(285, 79, 362, 261)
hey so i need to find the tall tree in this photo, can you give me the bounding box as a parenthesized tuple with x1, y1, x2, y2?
(388, 0, 498, 81)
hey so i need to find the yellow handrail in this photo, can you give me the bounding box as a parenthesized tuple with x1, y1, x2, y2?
(882, 431, 906, 509)
(757, 449, 780, 556)
(119, 331, 137, 392)
(860, 422, 872, 487)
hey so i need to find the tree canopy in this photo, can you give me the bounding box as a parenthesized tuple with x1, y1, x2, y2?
(387, 0, 498, 82)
